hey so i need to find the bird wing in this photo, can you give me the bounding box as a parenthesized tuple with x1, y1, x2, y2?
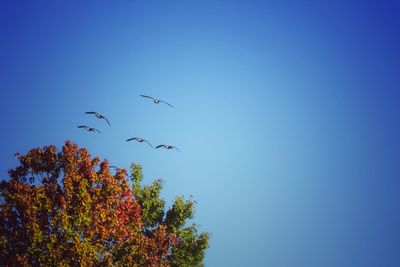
(126, 137, 137, 141)
(172, 146, 181, 152)
(78, 125, 88, 129)
(140, 95, 154, 100)
(85, 111, 98, 115)
(155, 144, 164, 149)
(143, 139, 154, 148)
(94, 128, 101, 133)
(103, 116, 111, 126)
(160, 100, 174, 108)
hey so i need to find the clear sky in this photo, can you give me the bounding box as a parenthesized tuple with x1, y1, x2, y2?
(1, 1, 400, 266)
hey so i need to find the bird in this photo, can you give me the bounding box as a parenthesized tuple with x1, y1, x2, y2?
(155, 144, 181, 152)
(140, 95, 174, 108)
(85, 111, 111, 126)
(77, 125, 101, 133)
(126, 137, 153, 148)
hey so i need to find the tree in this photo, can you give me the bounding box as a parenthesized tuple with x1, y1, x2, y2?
(0, 141, 209, 266)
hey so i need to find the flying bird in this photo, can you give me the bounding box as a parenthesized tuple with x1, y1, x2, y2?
(140, 95, 174, 108)
(126, 137, 153, 148)
(155, 144, 181, 152)
(85, 111, 111, 126)
(77, 125, 101, 133)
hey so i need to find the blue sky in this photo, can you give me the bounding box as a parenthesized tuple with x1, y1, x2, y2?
(1, 1, 400, 266)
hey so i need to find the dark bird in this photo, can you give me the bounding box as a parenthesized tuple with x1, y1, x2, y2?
(155, 144, 181, 152)
(77, 125, 101, 133)
(126, 137, 153, 148)
(140, 95, 174, 108)
(85, 111, 111, 126)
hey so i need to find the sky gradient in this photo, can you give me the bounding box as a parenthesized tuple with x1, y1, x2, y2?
(1, 1, 400, 266)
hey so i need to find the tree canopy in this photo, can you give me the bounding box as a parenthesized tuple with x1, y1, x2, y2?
(0, 141, 208, 266)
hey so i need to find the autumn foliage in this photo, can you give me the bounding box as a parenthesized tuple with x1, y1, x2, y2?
(0, 141, 208, 266)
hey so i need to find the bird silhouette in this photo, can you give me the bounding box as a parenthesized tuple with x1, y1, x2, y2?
(126, 137, 153, 148)
(85, 111, 111, 126)
(140, 95, 174, 108)
(77, 125, 101, 133)
(155, 144, 180, 152)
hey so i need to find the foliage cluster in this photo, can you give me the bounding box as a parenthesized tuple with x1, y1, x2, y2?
(0, 141, 208, 266)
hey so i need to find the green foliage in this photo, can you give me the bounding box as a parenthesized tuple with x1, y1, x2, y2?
(171, 225, 210, 267)
(165, 197, 195, 232)
(130, 164, 210, 266)
(131, 165, 165, 228)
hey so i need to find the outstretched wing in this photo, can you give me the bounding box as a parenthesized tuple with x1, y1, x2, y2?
(160, 100, 175, 108)
(143, 139, 154, 148)
(93, 128, 101, 133)
(140, 95, 154, 100)
(172, 146, 181, 152)
(85, 111, 98, 115)
(103, 116, 111, 126)
(155, 144, 164, 149)
(78, 125, 88, 129)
